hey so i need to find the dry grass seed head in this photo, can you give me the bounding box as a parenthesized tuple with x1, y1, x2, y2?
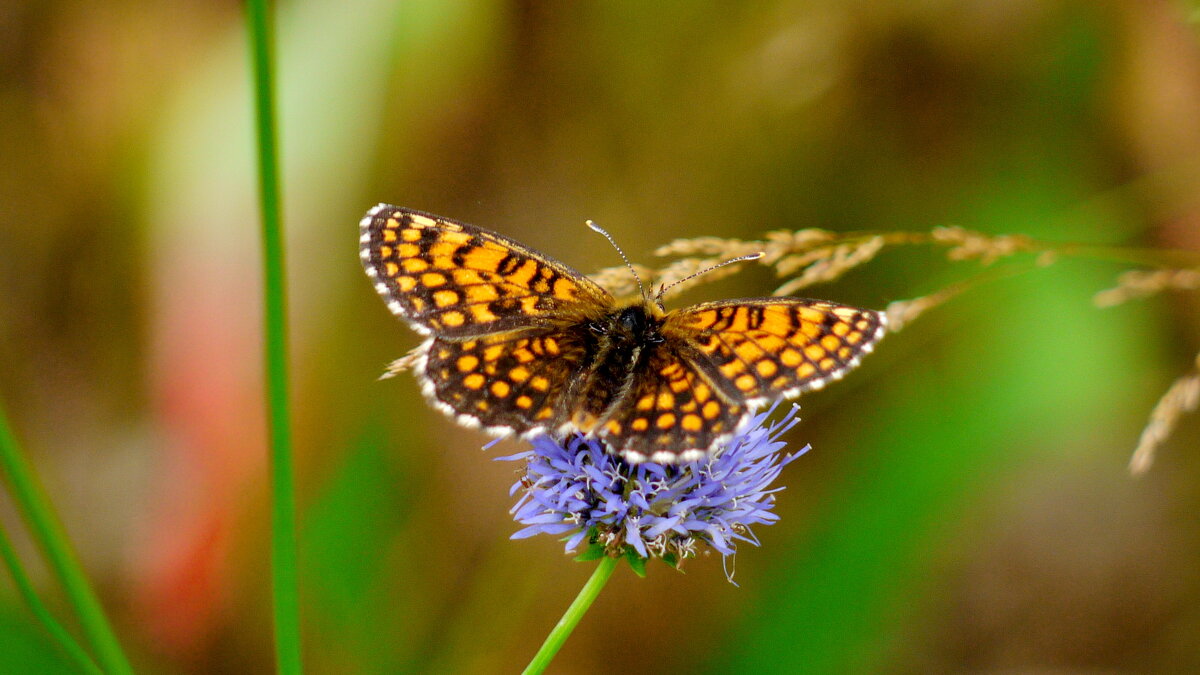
(652, 229, 832, 259)
(1094, 267, 1200, 308)
(882, 279, 974, 333)
(773, 236, 886, 296)
(653, 236, 757, 258)
(1129, 354, 1200, 475)
(646, 229, 874, 301)
(931, 226, 1036, 265)
(591, 263, 657, 299)
(591, 234, 773, 302)
(383, 345, 425, 379)
(653, 256, 759, 300)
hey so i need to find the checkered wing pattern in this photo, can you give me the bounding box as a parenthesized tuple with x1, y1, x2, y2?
(594, 344, 747, 463)
(664, 298, 886, 406)
(363, 204, 889, 465)
(360, 205, 613, 338)
(419, 329, 588, 435)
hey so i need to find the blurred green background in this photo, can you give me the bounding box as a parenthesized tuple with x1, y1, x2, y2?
(2, 1, 1200, 672)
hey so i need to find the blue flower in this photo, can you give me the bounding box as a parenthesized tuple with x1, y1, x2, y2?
(498, 404, 807, 577)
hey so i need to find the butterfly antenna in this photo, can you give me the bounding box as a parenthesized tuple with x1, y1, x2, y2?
(655, 252, 764, 302)
(587, 220, 648, 302)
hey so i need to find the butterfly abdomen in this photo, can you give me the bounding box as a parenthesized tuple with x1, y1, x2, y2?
(562, 304, 662, 430)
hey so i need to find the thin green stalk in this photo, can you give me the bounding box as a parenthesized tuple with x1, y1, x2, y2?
(0, 524, 103, 675)
(245, 0, 302, 672)
(0, 402, 133, 674)
(522, 556, 620, 675)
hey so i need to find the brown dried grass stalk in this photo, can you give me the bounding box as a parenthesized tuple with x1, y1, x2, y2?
(1093, 265, 1200, 473)
(591, 224, 1200, 475)
(1127, 359, 1200, 475)
(1094, 267, 1200, 307)
(614, 225, 1074, 302)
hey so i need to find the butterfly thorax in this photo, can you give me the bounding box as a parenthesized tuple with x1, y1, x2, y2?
(567, 303, 667, 430)
(588, 303, 665, 346)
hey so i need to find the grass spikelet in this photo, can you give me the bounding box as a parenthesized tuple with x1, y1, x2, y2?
(773, 236, 886, 296)
(884, 284, 969, 333)
(931, 226, 1038, 264)
(647, 236, 772, 300)
(593, 224, 1200, 475)
(591, 263, 657, 299)
(653, 235, 767, 258)
(1093, 267, 1200, 307)
(653, 256, 761, 299)
(1088, 265, 1200, 471)
(1128, 354, 1200, 475)
(383, 345, 425, 378)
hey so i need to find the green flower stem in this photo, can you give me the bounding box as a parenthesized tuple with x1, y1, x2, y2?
(0, 403, 133, 674)
(245, 0, 302, 672)
(522, 556, 620, 675)
(0, 525, 103, 675)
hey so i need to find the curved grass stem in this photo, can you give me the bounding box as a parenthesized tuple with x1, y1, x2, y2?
(522, 556, 620, 675)
(0, 524, 103, 675)
(0, 403, 132, 674)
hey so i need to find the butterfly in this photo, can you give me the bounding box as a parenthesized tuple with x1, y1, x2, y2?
(360, 204, 886, 463)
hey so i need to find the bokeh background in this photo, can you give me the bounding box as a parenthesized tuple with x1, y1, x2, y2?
(2, 1, 1200, 672)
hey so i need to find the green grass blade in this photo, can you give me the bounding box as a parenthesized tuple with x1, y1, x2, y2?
(0, 524, 103, 675)
(0, 402, 133, 674)
(245, 0, 302, 671)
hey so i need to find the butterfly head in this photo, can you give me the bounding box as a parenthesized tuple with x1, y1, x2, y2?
(589, 303, 666, 347)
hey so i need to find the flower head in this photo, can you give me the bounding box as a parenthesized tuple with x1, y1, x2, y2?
(499, 404, 806, 576)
